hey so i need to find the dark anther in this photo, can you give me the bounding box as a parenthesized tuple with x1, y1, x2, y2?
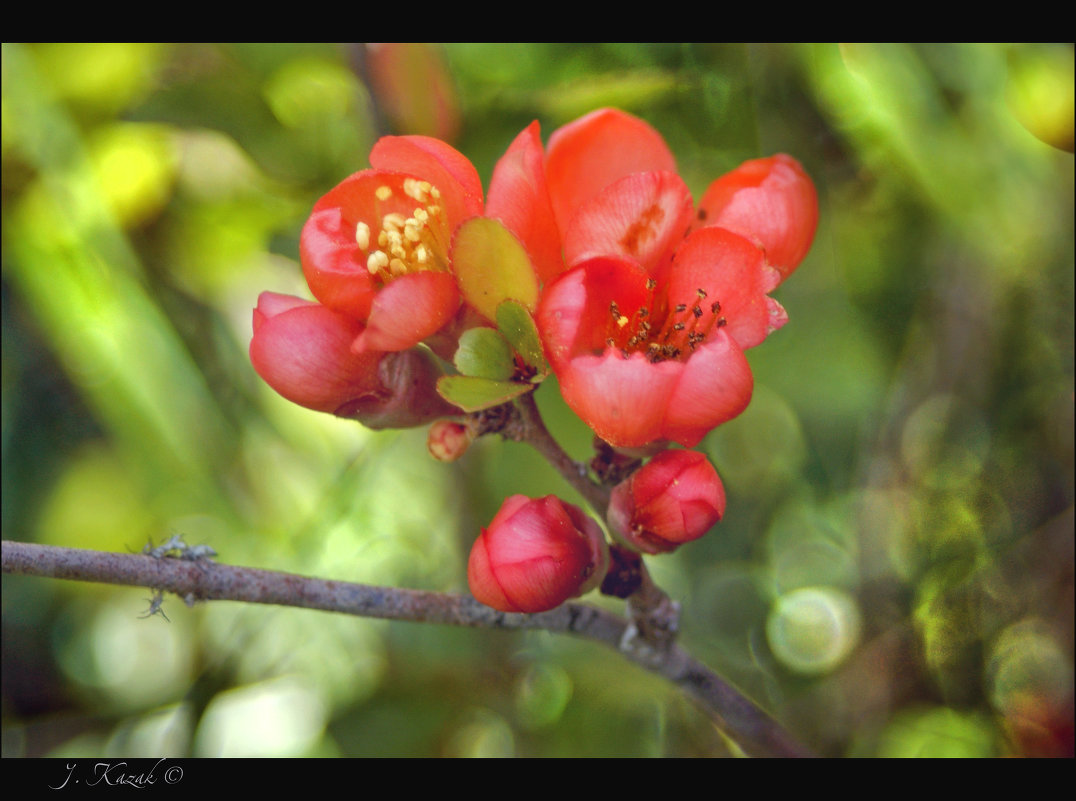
(711, 301, 721, 314)
(717, 317, 727, 327)
(697, 208, 708, 221)
(692, 305, 703, 318)
(697, 288, 707, 299)
(645, 278, 657, 290)
(637, 307, 648, 318)
(675, 303, 687, 313)
(673, 322, 685, 331)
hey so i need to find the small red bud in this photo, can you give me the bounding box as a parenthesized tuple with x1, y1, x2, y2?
(468, 495, 609, 613)
(607, 449, 725, 554)
(428, 419, 474, 461)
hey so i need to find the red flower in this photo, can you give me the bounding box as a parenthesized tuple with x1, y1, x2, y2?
(299, 124, 559, 356)
(250, 292, 455, 428)
(468, 495, 609, 614)
(607, 449, 726, 554)
(536, 108, 817, 448)
(300, 136, 482, 353)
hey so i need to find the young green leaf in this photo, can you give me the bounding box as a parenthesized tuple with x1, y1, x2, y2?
(437, 375, 532, 413)
(454, 327, 516, 381)
(496, 299, 548, 376)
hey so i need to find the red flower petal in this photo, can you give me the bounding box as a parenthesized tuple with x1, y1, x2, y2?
(662, 328, 752, 447)
(563, 170, 694, 281)
(300, 203, 377, 319)
(353, 271, 460, 353)
(558, 350, 681, 448)
(695, 154, 818, 283)
(545, 108, 677, 236)
(486, 121, 564, 284)
(665, 226, 775, 350)
(370, 135, 484, 224)
(249, 292, 383, 415)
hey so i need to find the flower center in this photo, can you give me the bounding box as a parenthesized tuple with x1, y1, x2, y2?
(605, 285, 728, 363)
(355, 178, 449, 283)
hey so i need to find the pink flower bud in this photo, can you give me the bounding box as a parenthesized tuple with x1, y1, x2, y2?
(468, 495, 609, 613)
(427, 419, 474, 461)
(250, 291, 456, 429)
(607, 449, 726, 554)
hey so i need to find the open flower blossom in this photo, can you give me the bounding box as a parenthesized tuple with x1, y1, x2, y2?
(537, 108, 817, 449)
(253, 121, 561, 427)
(300, 136, 481, 354)
(607, 449, 726, 554)
(468, 495, 609, 613)
(299, 123, 558, 356)
(250, 292, 455, 428)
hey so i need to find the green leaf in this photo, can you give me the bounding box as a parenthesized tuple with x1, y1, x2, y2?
(437, 375, 532, 413)
(496, 299, 549, 376)
(452, 217, 539, 322)
(454, 327, 516, 381)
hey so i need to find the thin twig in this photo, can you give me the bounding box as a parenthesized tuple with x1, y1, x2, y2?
(2, 539, 812, 758)
(511, 391, 612, 515)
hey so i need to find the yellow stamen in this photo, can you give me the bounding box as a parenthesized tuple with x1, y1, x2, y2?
(361, 180, 448, 281)
(382, 212, 406, 231)
(355, 221, 370, 250)
(403, 178, 432, 203)
(367, 250, 389, 274)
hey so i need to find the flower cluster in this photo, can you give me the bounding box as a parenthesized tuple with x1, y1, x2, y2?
(538, 110, 816, 448)
(251, 108, 816, 614)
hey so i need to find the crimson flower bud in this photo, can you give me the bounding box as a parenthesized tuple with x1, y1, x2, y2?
(607, 449, 726, 554)
(468, 495, 609, 613)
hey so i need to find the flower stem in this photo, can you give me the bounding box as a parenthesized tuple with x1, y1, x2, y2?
(510, 390, 611, 515)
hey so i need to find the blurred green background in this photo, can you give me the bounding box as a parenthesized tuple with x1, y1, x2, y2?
(2, 43, 1072, 758)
